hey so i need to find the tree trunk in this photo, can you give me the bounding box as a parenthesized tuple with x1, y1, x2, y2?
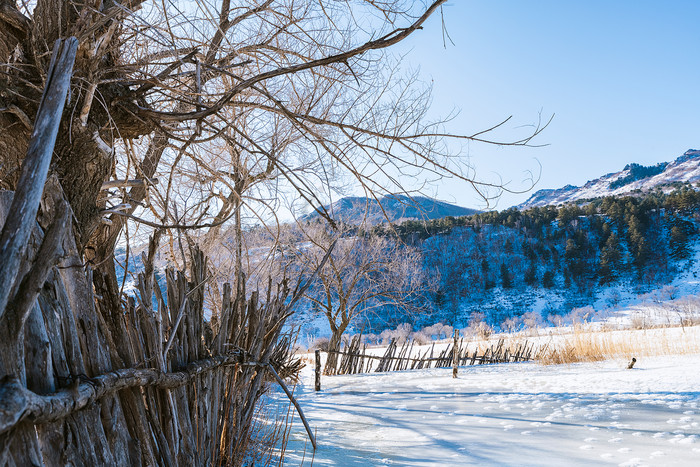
(324, 325, 347, 375)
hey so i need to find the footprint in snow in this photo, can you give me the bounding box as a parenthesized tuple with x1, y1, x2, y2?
(618, 457, 643, 467)
(652, 432, 668, 439)
(584, 437, 597, 443)
(617, 447, 631, 453)
(650, 451, 665, 457)
(578, 445, 594, 450)
(608, 438, 623, 444)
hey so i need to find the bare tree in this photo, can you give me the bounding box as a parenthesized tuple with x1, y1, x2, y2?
(0, 0, 546, 461)
(3, 0, 545, 272)
(290, 222, 431, 374)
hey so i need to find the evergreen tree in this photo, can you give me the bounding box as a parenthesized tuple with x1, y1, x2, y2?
(670, 224, 689, 260)
(565, 238, 584, 278)
(627, 215, 649, 269)
(542, 270, 555, 288)
(524, 262, 538, 287)
(500, 263, 513, 289)
(599, 233, 622, 284)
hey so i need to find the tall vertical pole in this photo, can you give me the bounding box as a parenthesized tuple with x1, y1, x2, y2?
(0, 38, 78, 319)
(314, 349, 321, 391)
(452, 329, 459, 378)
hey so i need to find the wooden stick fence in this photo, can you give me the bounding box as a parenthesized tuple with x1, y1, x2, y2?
(324, 336, 536, 377)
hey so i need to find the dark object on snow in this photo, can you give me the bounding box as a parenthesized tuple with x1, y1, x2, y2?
(627, 357, 637, 369)
(315, 350, 322, 391)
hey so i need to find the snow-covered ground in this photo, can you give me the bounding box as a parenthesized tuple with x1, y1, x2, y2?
(277, 354, 700, 466)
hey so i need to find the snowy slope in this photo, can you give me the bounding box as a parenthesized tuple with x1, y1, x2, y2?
(519, 149, 700, 209)
(277, 351, 700, 466)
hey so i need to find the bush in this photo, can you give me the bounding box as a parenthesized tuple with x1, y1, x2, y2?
(421, 322, 453, 340)
(409, 330, 431, 345)
(309, 337, 330, 351)
(464, 313, 492, 339)
(564, 306, 596, 326)
(520, 311, 544, 329)
(379, 323, 413, 345)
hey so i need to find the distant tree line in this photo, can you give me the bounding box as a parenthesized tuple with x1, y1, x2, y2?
(362, 183, 700, 327)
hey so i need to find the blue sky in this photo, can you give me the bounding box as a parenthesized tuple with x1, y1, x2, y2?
(394, 1, 700, 209)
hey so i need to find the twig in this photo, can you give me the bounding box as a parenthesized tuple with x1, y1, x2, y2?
(162, 276, 211, 360)
(264, 363, 317, 451)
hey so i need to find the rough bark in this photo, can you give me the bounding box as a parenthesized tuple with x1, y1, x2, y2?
(0, 37, 78, 318)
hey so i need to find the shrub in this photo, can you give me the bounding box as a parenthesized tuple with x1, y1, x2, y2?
(422, 322, 453, 340)
(309, 337, 330, 351)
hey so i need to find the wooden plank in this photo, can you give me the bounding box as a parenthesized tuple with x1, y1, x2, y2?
(0, 37, 78, 319)
(452, 330, 459, 378)
(314, 350, 321, 391)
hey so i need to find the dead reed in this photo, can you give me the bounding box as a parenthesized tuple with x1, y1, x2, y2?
(538, 325, 700, 365)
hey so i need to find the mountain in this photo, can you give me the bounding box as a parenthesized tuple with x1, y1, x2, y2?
(519, 149, 700, 209)
(304, 194, 478, 225)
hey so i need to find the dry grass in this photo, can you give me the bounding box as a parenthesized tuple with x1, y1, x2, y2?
(538, 325, 700, 365)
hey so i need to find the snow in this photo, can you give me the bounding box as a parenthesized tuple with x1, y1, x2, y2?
(519, 150, 700, 209)
(277, 354, 700, 466)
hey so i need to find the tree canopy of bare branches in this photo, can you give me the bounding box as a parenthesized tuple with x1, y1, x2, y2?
(287, 222, 432, 373)
(0, 1, 546, 462)
(2, 0, 546, 279)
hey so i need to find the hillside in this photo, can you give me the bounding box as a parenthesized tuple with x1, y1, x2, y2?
(331, 185, 700, 337)
(303, 194, 478, 225)
(519, 149, 700, 209)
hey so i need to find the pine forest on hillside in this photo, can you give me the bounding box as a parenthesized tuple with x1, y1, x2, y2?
(289, 184, 700, 336)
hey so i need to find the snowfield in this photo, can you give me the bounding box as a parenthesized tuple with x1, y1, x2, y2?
(278, 354, 700, 466)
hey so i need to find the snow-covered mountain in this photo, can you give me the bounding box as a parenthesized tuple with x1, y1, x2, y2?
(519, 149, 700, 209)
(304, 194, 478, 225)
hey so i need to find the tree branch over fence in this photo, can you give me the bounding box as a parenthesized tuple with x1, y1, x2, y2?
(132, 1, 448, 123)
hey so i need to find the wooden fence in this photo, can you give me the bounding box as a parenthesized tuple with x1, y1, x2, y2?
(0, 211, 304, 465)
(325, 335, 535, 376)
(0, 38, 312, 465)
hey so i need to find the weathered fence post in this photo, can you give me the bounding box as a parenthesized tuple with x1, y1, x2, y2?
(452, 329, 459, 378)
(315, 350, 321, 391)
(0, 37, 78, 319)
